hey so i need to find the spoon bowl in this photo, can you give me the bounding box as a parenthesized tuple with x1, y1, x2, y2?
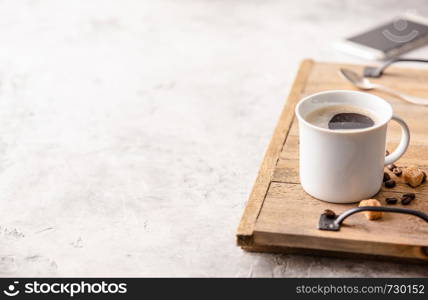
(339, 68, 374, 90)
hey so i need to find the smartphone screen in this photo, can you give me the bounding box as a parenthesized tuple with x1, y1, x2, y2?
(347, 19, 428, 53)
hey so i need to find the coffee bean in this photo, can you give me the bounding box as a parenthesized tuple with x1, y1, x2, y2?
(402, 193, 415, 200)
(385, 197, 398, 204)
(387, 164, 397, 171)
(401, 196, 413, 205)
(383, 172, 390, 182)
(323, 209, 336, 219)
(392, 167, 402, 177)
(384, 179, 396, 188)
(385, 150, 390, 156)
(401, 193, 415, 205)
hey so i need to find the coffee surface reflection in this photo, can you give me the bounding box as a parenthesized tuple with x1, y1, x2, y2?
(328, 112, 375, 130)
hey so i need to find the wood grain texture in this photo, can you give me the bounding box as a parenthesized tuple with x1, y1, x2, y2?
(237, 60, 428, 261)
(236, 59, 314, 244)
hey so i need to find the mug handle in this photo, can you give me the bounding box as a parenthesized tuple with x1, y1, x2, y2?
(385, 114, 410, 166)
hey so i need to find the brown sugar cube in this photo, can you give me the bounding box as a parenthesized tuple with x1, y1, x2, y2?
(403, 165, 425, 188)
(359, 199, 383, 220)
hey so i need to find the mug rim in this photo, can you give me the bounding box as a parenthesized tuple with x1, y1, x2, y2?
(295, 90, 393, 134)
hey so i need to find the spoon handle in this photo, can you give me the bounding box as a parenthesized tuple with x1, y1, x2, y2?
(364, 58, 428, 78)
(372, 84, 428, 106)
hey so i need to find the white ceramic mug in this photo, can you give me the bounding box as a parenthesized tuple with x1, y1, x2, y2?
(295, 90, 410, 203)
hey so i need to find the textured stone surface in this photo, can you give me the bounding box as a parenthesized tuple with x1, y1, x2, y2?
(0, 0, 427, 277)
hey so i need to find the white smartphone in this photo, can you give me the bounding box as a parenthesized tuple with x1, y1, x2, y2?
(336, 13, 428, 60)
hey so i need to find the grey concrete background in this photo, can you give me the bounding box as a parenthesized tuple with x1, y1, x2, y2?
(0, 0, 427, 277)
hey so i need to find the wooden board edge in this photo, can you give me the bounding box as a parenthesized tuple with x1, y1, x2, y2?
(252, 230, 428, 261)
(236, 59, 314, 247)
(240, 244, 428, 265)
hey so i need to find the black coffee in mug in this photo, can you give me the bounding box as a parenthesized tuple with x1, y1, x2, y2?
(305, 105, 377, 130)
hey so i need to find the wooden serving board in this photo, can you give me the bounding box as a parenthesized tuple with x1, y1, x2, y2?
(237, 59, 428, 262)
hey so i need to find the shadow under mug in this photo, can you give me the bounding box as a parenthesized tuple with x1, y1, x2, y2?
(295, 90, 410, 203)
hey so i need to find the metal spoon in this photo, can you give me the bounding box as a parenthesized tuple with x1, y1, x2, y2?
(363, 58, 428, 78)
(339, 68, 428, 106)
